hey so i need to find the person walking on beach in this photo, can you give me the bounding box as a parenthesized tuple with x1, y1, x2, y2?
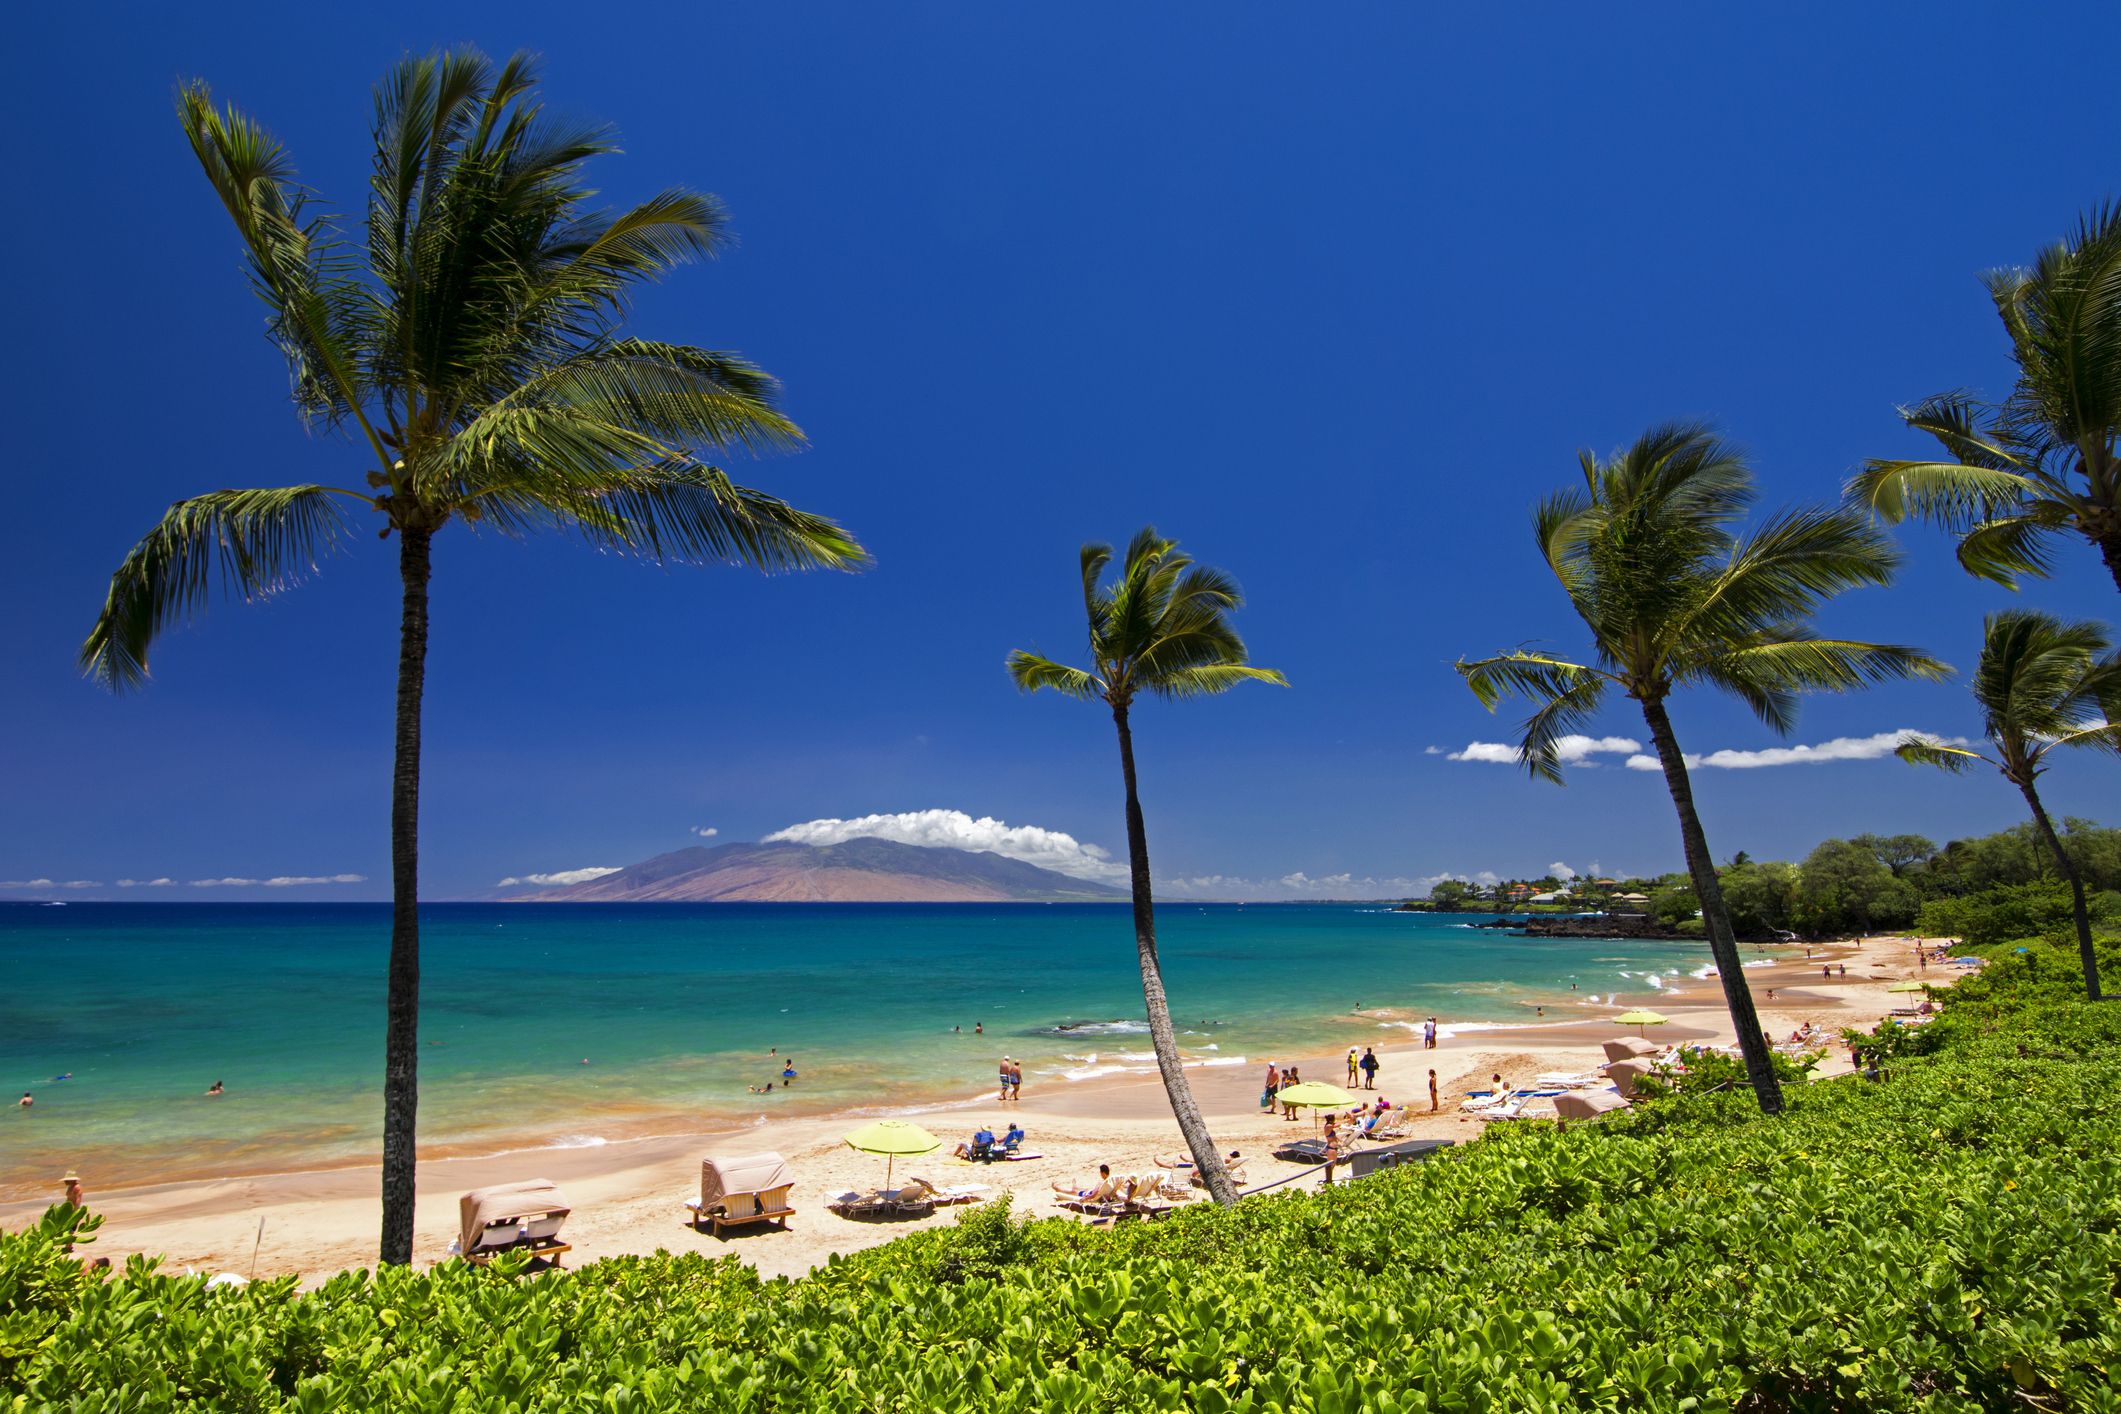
(1422, 1017, 1437, 1049)
(61, 1173, 82, 1207)
(1346, 1049, 1359, 1084)
(998, 1060, 1012, 1103)
(1359, 1047, 1379, 1090)
(1282, 1065, 1301, 1121)
(1009, 1059, 1022, 1101)
(1428, 1068, 1439, 1112)
(1261, 1062, 1280, 1111)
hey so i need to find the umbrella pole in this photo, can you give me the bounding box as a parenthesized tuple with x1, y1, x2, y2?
(886, 1155, 894, 1191)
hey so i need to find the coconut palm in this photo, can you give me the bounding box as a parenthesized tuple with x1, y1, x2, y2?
(1848, 205, 2121, 593)
(79, 51, 865, 1264)
(1458, 423, 1948, 1114)
(1008, 529, 1285, 1204)
(1896, 611, 2121, 999)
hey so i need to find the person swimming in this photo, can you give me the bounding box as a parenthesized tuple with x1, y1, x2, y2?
(205, 1080, 224, 1096)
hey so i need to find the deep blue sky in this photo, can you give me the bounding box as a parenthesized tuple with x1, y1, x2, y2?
(5, 4, 2117, 900)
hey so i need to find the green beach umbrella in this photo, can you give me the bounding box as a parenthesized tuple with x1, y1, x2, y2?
(1612, 1008, 1669, 1037)
(1885, 980, 1933, 993)
(1276, 1080, 1357, 1134)
(843, 1119, 941, 1189)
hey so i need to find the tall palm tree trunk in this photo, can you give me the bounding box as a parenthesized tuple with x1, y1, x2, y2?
(1112, 704, 1238, 1205)
(380, 525, 432, 1264)
(2017, 778, 2103, 1000)
(1639, 697, 1785, 1114)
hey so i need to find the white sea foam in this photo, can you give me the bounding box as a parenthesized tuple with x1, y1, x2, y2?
(546, 1134, 609, 1150)
(1645, 974, 1664, 990)
(1192, 1055, 1247, 1068)
(1744, 959, 1774, 968)
(1043, 1020, 1151, 1037)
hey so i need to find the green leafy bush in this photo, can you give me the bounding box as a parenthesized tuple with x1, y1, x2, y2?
(9, 952, 2121, 1410)
(1914, 881, 2083, 946)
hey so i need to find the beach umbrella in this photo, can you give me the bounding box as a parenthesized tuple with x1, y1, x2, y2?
(1612, 1008, 1669, 1037)
(1885, 980, 1932, 993)
(1276, 1080, 1357, 1134)
(843, 1119, 940, 1190)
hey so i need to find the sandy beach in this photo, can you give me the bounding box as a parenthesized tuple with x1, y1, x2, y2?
(0, 936, 1948, 1286)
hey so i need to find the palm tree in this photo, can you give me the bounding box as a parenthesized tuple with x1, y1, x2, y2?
(1896, 611, 2121, 999)
(1849, 205, 2121, 594)
(1008, 529, 1285, 1204)
(79, 51, 865, 1265)
(1458, 423, 1947, 1114)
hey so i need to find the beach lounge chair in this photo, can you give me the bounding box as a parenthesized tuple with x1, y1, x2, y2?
(1551, 1088, 1629, 1122)
(1055, 1175, 1129, 1217)
(1601, 1037, 1661, 1064)
(685, 1152, 795, 1236)
(1604, 1059, 1659, 1099)
(458, 1179, 572, 1266)
(1273, 1137, 1331, 1164)
(901, 1177, 991, 1207)
(1474, 1096, 1528, 1122)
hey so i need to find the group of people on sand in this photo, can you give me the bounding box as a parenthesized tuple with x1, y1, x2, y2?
(996, 1058, 1022, 1102)
(952, 1121, 1027, 1161)
(1343, 1046, 1382, 1089)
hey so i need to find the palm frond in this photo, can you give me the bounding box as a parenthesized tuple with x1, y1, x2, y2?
(518, 460, 864, 571)
(1454, 650, 1606, 713)
(81, 487, 353, 690)
(1845, 459, 2038, 528)
(1146, 664, 1289, 701)
(1954, 505, 2075, 588)
(1895, 736, 1986, 773)
(1006, 651, 1102, 700)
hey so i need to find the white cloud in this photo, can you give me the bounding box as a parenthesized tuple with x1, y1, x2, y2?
(116, 878, 177, 888)
(1422, 745, 1443, 755)
(1549, 862, 1578, 881)
(496, 867, 625, 887)
(690, 826, 719, 838)
(1621, 729, 1970, 772)
(1448, 734, 1640, 766)
(1163, 870, 1447, 901)
(0, 879, 100, 889)
(764, 809, 1128, 884)
(189, 874, 367, 888)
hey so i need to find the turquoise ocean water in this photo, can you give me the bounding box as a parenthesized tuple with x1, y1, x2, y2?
(0, 902, 1710, 1198)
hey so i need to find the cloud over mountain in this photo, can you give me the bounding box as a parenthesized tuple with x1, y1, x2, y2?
(764, 809, 1127, 884)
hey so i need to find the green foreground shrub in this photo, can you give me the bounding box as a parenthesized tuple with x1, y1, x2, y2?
(8, 947, 2121, 1411)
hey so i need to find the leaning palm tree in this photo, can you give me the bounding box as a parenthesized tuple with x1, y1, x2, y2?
(1849, 204, 2121, 593)
(1008, 529, 1285, 1204)
(1896, 611, 2121, 999)
(1459, 423, 1948, 1114)
(80, 51, 865, 1265)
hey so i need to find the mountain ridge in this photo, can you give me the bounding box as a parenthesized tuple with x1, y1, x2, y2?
(503, 837, 1128, 903)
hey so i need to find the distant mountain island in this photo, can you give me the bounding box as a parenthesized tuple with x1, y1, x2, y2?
(503, 838, 1129, 903)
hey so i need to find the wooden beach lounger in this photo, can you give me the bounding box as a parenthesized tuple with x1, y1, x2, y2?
(685, 1152, 795, 1235)
(458, 1179, 573, 1267)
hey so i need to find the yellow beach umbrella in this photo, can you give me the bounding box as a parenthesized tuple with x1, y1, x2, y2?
(1612, 1008, 1669, 1037)
(843, 1119, 940, 1189)
(1885, 980, 1933, 993)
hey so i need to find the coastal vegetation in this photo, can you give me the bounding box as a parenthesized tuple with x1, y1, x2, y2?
(76, 50, 865, 1263)
(10, 933, 2121, 1409)
(1849, 203, 2121, 594)
(1893, 611, 2121, 999)
(1457, 424, 1947, 1112)
(1008, 529, 1286, 1205)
